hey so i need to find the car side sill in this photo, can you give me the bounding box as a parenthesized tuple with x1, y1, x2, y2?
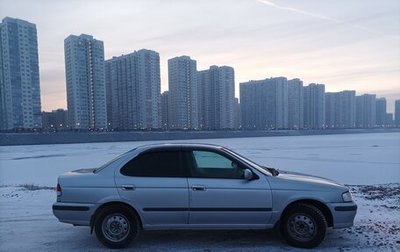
(143, 224, 274, 230)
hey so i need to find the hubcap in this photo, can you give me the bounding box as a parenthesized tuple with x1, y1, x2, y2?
(102, 214, 130, 242)
(287, 214, 316, 241)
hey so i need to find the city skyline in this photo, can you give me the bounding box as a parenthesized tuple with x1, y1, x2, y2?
(1, 0, 399, 113)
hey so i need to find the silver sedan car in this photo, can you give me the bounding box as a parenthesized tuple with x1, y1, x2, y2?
(53, 143, 357, 249)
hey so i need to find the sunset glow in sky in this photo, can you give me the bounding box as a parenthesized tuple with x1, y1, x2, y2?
(1, 0, 399, 112)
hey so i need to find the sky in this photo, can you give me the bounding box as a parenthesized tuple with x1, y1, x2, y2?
(1, 0, 399, 113)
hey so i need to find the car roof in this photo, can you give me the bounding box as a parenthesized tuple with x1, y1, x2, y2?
(134, 143, 224, 152)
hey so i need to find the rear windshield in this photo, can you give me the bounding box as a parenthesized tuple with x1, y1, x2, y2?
(94, 149, 136, 173)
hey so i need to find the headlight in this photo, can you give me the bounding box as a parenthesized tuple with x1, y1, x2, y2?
(342, 191, 353, 202)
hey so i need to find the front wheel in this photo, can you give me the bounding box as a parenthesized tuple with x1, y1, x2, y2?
(281, 203, 327, 248)
(94, 205, 139, 249)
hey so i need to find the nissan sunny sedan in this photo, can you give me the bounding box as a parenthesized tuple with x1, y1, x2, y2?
(53, 143, 357, 249)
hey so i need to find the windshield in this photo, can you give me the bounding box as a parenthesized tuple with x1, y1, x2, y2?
(221, 147, 272, 176)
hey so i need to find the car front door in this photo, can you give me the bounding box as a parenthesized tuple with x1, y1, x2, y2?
(185, 148, 272, 227)
(114, 148, 189, 228)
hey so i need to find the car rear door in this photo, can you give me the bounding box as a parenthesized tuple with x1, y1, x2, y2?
(184, 148, 272, 227)
(114, 148, 189, 228)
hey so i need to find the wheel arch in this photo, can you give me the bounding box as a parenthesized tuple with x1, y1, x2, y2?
(90, 201, 142, 234)
(277, 199, 333, 228)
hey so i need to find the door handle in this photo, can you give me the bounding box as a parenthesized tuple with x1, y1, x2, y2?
(192, 185, 206, 191)
(121, 185, 136, 190)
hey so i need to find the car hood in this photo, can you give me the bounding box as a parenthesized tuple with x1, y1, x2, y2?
(267, 169, 346, 191)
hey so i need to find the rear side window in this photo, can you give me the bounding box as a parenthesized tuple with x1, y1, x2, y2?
(120, 151, 183, 177)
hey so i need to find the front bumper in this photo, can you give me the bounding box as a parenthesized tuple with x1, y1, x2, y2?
(52, 202, 96, 226)
(327, 201, 357, 228)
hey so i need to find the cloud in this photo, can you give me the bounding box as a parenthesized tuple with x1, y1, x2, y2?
(256, 0, 399, 40)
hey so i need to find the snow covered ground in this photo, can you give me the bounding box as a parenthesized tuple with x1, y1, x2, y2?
(0, 132, 399, 251)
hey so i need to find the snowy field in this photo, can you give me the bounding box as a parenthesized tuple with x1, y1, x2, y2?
(0, 132, 399, 251)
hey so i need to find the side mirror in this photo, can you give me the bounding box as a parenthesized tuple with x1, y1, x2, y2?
(244, 169, 254, 180)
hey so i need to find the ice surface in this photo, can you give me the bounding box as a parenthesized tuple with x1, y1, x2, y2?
(0, 132, 399, 251)
(1, 132, 399, 186)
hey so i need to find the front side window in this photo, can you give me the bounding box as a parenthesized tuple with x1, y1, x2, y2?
(190, 150, 244, 179)
(120, 151, 183, 177)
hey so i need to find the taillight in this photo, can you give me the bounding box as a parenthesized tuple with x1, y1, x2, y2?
(56, 183, 62, 196)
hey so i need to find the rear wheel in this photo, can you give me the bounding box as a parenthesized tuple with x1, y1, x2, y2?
(94, 205, 139, 248)
(281, 203, 327, 248)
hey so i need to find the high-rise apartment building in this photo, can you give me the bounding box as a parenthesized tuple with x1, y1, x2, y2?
(395, 100, 400, 127)
(356, 94, 376, 128)
(64, 34, 107, 130)
(375, 98, 387, 127)
(105, 49, 161, 130)
(234, 97, 241, 129)
(325, 90, 356, 128)
(161, 91, 169, 130)
(0, 17, 42, 130)
(240, 77, 288, 129)
(325, 92, 336, 128)
(303, 83, 325, 129)
(168, 56, 198, 130)
(288, 78, 303, 129)
(197, 69, 208, 129)
(197, 66, 235, 130)
(338, 90, 356, 128)
(240, 81, 257, 129)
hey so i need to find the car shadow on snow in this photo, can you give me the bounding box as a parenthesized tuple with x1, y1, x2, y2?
(117, 229, 288, 251)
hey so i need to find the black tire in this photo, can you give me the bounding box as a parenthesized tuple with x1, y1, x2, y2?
(94, 205, 139, 249)
(281, 203, 327, 248)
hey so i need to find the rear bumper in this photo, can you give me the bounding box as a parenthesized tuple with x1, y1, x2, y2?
(52, 202, 96, 226)
(327, 202, 357, 228)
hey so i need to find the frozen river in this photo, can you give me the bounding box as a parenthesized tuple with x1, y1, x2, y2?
(0, 132, 399, 185)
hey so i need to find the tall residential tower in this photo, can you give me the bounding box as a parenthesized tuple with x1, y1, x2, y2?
(168, 56, 198, 130)
(198, 65, 235, 130)
(325, 90, 356, 128)
(356, 94, 376, 128)
(395, 100, 400, 127)
(288, 78, 303, 129)
(240, 77, 288, 129)
(375, 98, 387, 127)
(0, 17, 42, 130)
(303, 83, 325, 129)
(105, 49, 161, 130)
(64, 34, 107, 130)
